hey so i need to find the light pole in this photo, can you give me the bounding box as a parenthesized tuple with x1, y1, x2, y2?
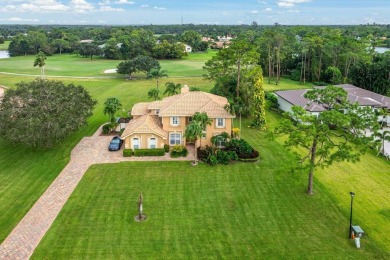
(349, 191, 355, 239)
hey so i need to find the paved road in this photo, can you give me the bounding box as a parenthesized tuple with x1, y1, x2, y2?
(0, 127, 194, 259)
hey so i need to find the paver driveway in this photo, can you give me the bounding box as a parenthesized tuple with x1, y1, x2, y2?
(0, 127, 194, 259)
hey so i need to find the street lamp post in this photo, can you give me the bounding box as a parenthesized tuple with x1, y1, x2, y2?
(349, 191, 355, 239)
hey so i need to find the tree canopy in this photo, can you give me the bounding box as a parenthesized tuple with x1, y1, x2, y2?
(0, 79, 97, 148)
(276, 85, 378, 195)
(103, 97, 122, 123)
(117, 55, 160, 78)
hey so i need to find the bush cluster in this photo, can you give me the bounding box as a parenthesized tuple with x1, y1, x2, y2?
(134, 148, 165, 157)
(170, 145, 188, 158)
(102, 122, 118, 134)
(265, 92, 280, 110)
(198, 138, 259, 166)
(198, 146, 238, 166)
(123, 149, 133, 157)
(164, 144, 170, 153)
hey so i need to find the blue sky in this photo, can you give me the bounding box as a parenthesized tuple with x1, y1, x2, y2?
(0, 0, 389, 25)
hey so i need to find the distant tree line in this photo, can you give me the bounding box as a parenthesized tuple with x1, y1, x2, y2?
(6, 27, 208, 60)
(3, 24, 389, 95)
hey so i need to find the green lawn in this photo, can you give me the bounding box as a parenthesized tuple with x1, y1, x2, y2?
(0, 74, 213, 243)
(0, 41, 10, 51)
(0, 50, 215, 77)
(31, 115, 389, 258)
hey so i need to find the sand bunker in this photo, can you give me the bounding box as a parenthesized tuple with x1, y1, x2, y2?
(104, 69, 117, 74)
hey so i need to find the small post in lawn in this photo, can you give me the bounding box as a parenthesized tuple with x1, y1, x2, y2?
(349, 191, 355, 239)
(135, 192, 146, 222)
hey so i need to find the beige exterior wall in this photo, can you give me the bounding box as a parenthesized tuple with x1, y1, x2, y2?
(123, 133, 166, 150)
(161, 116, 232, 148)
(162, 116, 187, 146)
(198, 118, 232, 147)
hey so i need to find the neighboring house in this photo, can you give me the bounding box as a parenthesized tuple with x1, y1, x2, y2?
(275, 84, 390, 124)
(184, 44, 192, 53)
(80, 39, 94, 44)
(121, 85, 235, 150)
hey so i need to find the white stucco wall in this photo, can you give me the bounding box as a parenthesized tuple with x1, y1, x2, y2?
(276, 96, 294, 113)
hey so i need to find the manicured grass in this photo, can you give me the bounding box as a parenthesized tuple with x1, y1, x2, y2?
(0, 50, 214, 77)
(264, 77, 314, 91)
(0, 54, 389, 257)
(0, 41, 10, 51)
(0, 74, 213, 243)
(32, 115, 389, 258)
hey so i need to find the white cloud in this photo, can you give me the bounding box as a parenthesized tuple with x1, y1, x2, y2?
(251, 10, 259, 14)
(277, 0, 310, 8)
(99, 5, 125, 12)
(0, 17, 39, 22)
(71, 0, 95, 13)
(153, 6, 166, 10)
(265, 7, 272, 12)
(140, 4, 149, 8)
(115, 0, 134, 4)
(1, 0, 69, 12)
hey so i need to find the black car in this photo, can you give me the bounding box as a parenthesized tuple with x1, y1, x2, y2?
(108, 136, 123, 151)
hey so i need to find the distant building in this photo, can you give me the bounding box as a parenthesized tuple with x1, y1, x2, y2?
(184, 44, 192, 53)
(275, 84, 390, 124)
(80, 39, 94, 44)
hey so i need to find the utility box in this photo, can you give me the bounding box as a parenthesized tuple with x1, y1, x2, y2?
(352, 225, 364, 237)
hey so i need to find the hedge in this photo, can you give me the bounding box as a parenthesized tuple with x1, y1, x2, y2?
(123, 149, 133, 157)
(133, 148, 165, 157)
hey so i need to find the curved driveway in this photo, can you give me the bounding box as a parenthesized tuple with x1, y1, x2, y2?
(0, 127, 194, 259)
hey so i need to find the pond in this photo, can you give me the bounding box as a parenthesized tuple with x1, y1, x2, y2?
(0, 50, 10, 59)
(375, 47, 390, 54)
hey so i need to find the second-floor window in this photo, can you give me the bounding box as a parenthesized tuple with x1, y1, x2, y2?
(171, 116, 179, 126)
(216, 118, 225, 128)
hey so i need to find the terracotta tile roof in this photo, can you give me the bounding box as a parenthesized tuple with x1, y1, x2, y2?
(158, 91, 234, 118)
(131, 102, 150, 116)
(121, 114, 168, 139)
(130, 91, 235, 118)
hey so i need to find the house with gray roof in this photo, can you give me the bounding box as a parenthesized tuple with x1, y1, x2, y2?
(275, 84, 390, 124)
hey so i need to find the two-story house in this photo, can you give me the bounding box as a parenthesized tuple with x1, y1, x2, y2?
(121, 85, 235, 150)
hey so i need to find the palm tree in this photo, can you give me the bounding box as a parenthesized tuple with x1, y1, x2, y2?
(164, 82, 181, 96)
(103, 97, 122, 123)
(147, 67, 168, 90)
(184, 121, 203, 162)
(192, 112, 212, 148)
(148, 88, 160, 101)
(224, 100, 236, 129)
(33, 51, 47, 79)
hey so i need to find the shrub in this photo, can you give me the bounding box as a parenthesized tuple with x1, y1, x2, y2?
(227, 151, 238, 161)
(265, 92, 280, 110)
(102, 123, 111, 134)
(123, 149, 133, 157)
(207, 155, 218, 166)
(226, 138, 253, 156)
(198, 146, 215, 161)
(170, 145, 188, 158)
(164, 144, 170, 153)
(134, 148, 165, 156)
(216, 150, 230, 165)
(102, 122, 118, 134)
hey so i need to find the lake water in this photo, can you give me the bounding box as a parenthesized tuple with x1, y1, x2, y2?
(375, 47, 390, 53)
(0, 50, 10, 59)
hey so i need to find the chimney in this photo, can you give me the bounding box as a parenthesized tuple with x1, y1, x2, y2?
(181, 85, 189, 94)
